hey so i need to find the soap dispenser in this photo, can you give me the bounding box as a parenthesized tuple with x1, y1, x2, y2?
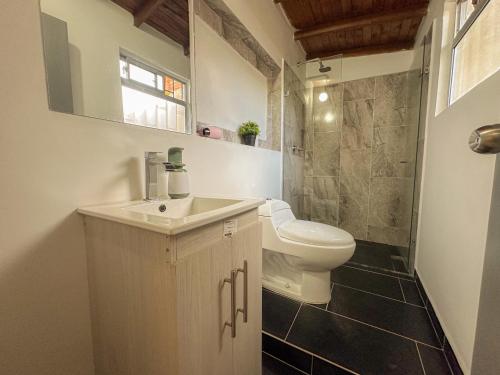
(164, 147, 189, 199)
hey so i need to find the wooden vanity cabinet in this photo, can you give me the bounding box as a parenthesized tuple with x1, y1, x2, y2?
(83, 209, 262, 375)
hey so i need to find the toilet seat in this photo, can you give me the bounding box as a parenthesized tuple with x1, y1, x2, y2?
(278, 220, 353, 247)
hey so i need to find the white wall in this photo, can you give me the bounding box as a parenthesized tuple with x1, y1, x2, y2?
(194, 16, 268, 135)
(0, 1, 286, 374)
(41, 0, 190, 122)
(224, 0, 304, 69)
(306, 49, 416, 83)
(414, 1, 500, 373)
(471, 156, 500, 375)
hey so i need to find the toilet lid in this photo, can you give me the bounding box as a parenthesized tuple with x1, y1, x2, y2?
(278, 220, 354, 247)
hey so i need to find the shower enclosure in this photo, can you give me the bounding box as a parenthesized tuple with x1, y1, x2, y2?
(281, 46, 430, 276)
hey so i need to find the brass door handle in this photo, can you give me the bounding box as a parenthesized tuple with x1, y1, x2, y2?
(224, 269, 237, 338)
(236, 260, 248, 323)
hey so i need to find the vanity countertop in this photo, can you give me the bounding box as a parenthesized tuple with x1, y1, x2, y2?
(78, 196, 266, 235)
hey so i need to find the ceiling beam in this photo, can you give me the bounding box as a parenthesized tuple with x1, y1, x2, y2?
(134, 0, 165, 27)
(295, 4, 428, 40)
(306, 41, 414, 60)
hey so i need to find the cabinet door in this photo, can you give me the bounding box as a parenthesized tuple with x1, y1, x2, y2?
(175, 234, 234, 375)
(231, 221, 263, 375)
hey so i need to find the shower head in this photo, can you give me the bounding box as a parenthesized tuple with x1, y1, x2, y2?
(318, 60, 331, 73)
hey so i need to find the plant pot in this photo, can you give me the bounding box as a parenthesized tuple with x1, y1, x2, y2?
(242, 134, 257, 146)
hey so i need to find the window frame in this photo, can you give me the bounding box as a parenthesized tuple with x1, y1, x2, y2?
(449, 0, 492, 104)
(119, 50, 191, 132)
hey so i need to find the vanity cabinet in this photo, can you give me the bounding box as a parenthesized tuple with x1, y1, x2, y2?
(83, 209, 262, 375)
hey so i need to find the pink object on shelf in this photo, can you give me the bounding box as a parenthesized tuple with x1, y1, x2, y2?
(197, 126, 223, 139)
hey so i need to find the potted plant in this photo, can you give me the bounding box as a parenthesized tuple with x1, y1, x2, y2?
(238, 121, 260, 146)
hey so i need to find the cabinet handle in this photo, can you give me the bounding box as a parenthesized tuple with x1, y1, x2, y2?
(236, 260, 248, 323)
(224, 269, 237, 338)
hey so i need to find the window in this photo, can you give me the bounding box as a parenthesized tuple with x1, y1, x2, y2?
(450, 0, 500, 104)
(120, 52, 189, 133)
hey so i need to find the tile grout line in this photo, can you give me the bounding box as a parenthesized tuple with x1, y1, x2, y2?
(284, 303, 302, 341)
(305, 303, 442, 350)
(420, 296, 445, 349)
(325, 281, 335, 311)
(366, 82, 375, 241)
(397, 277, 407, 303)
(334, 282, 425, 309)
(262, 351, 310, 375)
(415, 342, 427, 375)
(415, 277, 430, 308)
(342, 264, 412, 280)
(441, 340, 457, 375)
(263, 331, 360, 375)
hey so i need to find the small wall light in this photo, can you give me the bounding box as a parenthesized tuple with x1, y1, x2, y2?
(319, 92, 328, 102)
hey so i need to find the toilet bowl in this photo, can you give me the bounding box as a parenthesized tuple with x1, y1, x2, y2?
(258, 199, 356, 304)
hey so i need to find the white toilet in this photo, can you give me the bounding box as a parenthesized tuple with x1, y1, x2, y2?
(258, 199, 356, 304)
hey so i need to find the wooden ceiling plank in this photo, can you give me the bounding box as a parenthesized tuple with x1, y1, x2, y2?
(294, 3, 427, 40)
(306, 40, 414, 59)
(134, 0, 165, 27)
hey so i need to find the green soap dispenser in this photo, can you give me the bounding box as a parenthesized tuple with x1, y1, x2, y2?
(164, 147, 189, 199)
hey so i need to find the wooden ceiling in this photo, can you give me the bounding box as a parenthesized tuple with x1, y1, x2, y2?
(112, 0, 189, 54)
(275, 0, 429, 59)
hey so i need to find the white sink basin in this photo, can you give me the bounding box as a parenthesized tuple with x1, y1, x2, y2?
(125, 197, 242, 219)
(78, 196, 265, 235)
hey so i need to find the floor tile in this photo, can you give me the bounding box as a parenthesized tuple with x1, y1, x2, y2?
(263, 333, 312, 373)
(427, 301, 445, 347)
(348, 243, 394, 270)
(263, 289, 301, 339)
(444, 339, 464, 375)
(344, 261, 414, 280)
(312, 357, 353, 375)
(415, 273, 429, 306)
(287, 304, 424, 375)
(417, 343, 452, 375)
(400, 279, 424, 306)
(262, 352, 306, 375)
(329, 285, 440, 347)
(312, 357, 352, 375)
(332, 266, 404, 301)
(309, 303, 328, 310)
(392, 257, 408, 273)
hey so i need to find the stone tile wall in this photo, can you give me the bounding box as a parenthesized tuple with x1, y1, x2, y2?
(303, 71, 421, 247)
(282, 63, 306, 218)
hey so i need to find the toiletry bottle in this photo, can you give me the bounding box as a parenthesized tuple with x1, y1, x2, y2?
(165, 147, 189, 199)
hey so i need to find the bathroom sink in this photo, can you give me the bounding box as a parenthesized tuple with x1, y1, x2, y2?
(125, 197, 242, 218)
(78, 196, 265, 235)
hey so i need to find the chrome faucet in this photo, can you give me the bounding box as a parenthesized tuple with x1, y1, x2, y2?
(144, 152, 166, 201)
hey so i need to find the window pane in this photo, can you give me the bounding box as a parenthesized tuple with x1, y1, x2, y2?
(176, 105, 186, 132)
(164, 76, 174, 96)
(120, 59, 128, 79)
(456, 0, 476, 31)
(122, 86, 166, 129)
(451, 0, 500, 103)
(174, 81, 185, 100)
(156, 74, 164, 91)
(129, 64, 156, 88)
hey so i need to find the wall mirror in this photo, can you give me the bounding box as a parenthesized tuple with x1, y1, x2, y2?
(192, 0, 281, 150)
(40, 0, 192, 134)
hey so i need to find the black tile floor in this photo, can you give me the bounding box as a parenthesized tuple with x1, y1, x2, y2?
(262, 265, 455, 375)
(347, 241, 410, 277)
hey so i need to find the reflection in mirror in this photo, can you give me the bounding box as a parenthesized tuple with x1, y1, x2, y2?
(193, 0, 281, 150)
(40, 0, 192, 133)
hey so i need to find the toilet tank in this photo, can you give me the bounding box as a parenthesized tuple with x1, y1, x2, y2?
(258, 199, 295, 228)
